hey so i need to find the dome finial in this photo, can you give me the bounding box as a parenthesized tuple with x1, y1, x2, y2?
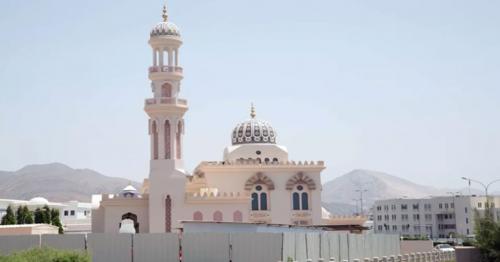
(250, 103, 256, 118)
(162, 3, 168, 22)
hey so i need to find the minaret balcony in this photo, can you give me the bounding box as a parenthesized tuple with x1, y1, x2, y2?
(149, 66, 183, 74)
(145, 97, 187, 106)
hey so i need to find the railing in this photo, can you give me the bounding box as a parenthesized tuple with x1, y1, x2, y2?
(148, 66, 183, 73)
(145, 98, 188, 106)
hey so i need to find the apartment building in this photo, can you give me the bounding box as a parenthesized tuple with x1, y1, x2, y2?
(372, 195, 500, 239)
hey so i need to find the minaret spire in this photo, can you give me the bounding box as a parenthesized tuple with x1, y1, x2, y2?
(162, 4, 168, 22)
(250, 103, 256, 119)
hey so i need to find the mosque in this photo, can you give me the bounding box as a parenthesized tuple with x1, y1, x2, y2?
(91, 6, 328, 233)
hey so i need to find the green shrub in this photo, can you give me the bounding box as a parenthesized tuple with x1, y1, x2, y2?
(0, 247, 90, 262)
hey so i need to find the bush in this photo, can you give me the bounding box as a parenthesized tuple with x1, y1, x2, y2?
(0, 247, 90, 262)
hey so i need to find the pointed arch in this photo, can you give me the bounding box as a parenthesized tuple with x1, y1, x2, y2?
(164, 120, 171, 159)
(233, 211, 242, 222)
(213, 211, 223, 222)
(193, 211, 203, 221)
(286, 172, 316, 190)
(176, 120, 183, 159)
(152, 120, 159, 160)
(244, 172, 275, 190)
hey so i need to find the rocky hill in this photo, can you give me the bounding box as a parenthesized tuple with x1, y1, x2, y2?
(322, 169, 447, 215)
(0, 163, 141, 202)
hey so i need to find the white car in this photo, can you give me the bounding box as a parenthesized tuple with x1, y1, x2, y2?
(435, 244, 455, 252)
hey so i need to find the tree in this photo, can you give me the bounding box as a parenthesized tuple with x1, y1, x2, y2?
(50, 208, 64, 234)
(474, 206, 500, 262)
(16, 206, 25, 224)
(34, 208, 43, 223)
(42, 205, 51, 224)
(1, 205, 16, 225)
(23, 206, 33, 224)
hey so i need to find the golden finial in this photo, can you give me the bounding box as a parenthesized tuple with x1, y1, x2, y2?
(162, 4, 168, 22)
(250, 103, 256, 118)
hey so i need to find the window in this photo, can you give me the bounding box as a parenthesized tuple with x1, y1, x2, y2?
(425, 214, 432, 221)
(301, 192, 309, 210)
(377, 215, 382, 221)
(251, 185, 268, 211)
(264, 158, 270, 164)
(465, 207, 468, 213)
(467, 229, 470, 235)
(439, 203, 443, 209)
(391, 204, 396, 210)
(378, 225, 383, 231)
(401, 214, 408, 221)
(478, 202, 482, 208)
(451, 203, 454, 208)
(377, 206, 382, 211)
(70, 210, 75, 216)
(272, 158, 278, 163)
(251, 193, 259, 210)
(401, 204, 408, 210)
(384, 205, 389, 211)
(466, 218, 469, 224)
(384, 215, 389, 221)
(392, 225, 397, 231)
(392, 214, 397, 220)
(445, 203, 449, 209)
(412, 204, 419, 210)
(413, 214, 420, 221)
(292, 193, 300, 210)
(292, 185, 308, 211)
(424, 203, 432, 210)
(256, 150, 261, 155)
(64, 210, 68, 216)
(260, 193, 268, 210)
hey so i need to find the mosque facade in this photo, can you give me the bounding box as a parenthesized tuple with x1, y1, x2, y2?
(92, 6, 327, 233)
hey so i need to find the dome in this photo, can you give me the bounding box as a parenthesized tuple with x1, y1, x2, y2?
(150, 5, 180, 37)
(150, 21, 181, 37)
(121, 184, 138, 197)
(231, 106, 277, 145)
(29, 197, 49, 205)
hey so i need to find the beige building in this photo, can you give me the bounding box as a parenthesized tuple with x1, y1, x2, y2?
(373, 195, 500, 239)
(92, 6, 327, 233)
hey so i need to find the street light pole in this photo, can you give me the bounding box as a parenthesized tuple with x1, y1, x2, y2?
(356, 189, 368, 216)
(461, 177, 500, 198)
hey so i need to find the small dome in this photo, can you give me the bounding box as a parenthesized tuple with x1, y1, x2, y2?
(150, 21, 181, 37)
(231, 105, 277, 145)
(121, 184, 138, 197)
(29, 197, 49, 205)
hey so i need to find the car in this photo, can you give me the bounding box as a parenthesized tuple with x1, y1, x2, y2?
(435, 244, 455, 252)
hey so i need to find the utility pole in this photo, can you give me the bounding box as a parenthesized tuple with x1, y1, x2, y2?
(356, 189, 368, 216)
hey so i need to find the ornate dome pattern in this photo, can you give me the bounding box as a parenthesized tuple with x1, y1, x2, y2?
(231, 105, 277, 145)
(150, 22, 181, 37)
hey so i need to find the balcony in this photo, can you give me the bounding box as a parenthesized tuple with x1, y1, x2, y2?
(145, 98, 188, 106)
(148, 66, 183, 74)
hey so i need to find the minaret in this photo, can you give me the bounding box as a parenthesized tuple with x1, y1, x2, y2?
(146, 5, 188, 233)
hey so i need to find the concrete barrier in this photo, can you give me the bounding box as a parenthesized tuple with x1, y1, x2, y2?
(0, 235, 39, 255)
(41, 234, 86, 250)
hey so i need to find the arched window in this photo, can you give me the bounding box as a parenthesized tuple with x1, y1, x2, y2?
(251, 185, 269, 211)
(301, 192, 309, 210)
(161, 83, 172, 97)
(233, 211, 243, 222)
(120, 212, 139, 233)
(193, 211, 203, 221)
(291, 185, 310, 211)
(272, 158, 278, 163)
(164, 120, 171, 159)
(260, 193, 268, 210)
(292, 192, 300, 210)
(213, 211, 223, 222)
(251, 193, 259, 211)
(152, 121, 158, 160)
(176, 121, 182, 159)
(264, 158, 270, 164)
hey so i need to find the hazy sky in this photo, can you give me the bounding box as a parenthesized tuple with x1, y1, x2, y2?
(1, 0, 499, 190)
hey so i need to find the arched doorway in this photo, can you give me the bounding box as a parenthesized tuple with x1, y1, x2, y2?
(120, 212, 139, 233)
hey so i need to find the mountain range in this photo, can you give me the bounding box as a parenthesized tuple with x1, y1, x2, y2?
(0, 163, 141, 202)
(0, 163, 490, 214)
